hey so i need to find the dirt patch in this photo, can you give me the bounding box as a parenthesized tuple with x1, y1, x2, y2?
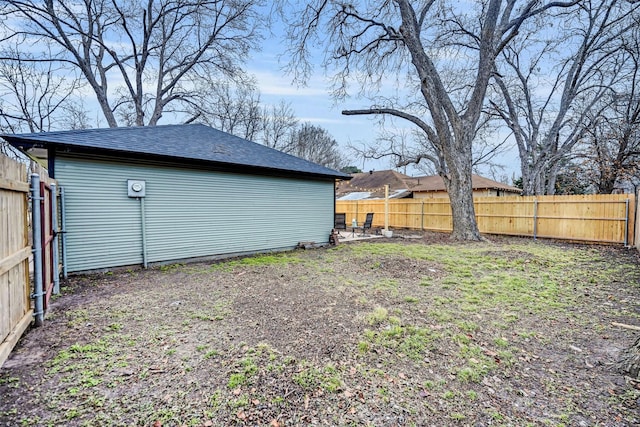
(1, 234, 640, 426)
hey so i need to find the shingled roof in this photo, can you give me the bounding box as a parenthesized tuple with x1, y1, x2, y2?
(336, 170, 413, 199)
(336, 170, 521, 199)
(1, 124, 350, 180)
(407, 174, 521, 194)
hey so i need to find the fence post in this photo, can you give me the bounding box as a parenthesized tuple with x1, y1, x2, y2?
(30, 174, 44, 327)
(384, 185, 389, 231)
(421, 200, 425, 231)
(636, 190, 640, 249)
(533, 198, 538, 240)
(624, 198, 629, 247)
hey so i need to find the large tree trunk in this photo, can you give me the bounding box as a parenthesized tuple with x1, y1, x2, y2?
(598, 180, 617, 194)
(545, 162, 561, 195)
(617, 335, 640, 379)
(442, 148, 482, 241)
(523, 160, 549, 196)
(447, 172, 482, 241)
(521, 167, 536, 196)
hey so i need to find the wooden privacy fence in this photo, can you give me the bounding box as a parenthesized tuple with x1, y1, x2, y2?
(1, 154, 58, 367)
(0, 155, 31, 367)
(337, 193, 637, 246)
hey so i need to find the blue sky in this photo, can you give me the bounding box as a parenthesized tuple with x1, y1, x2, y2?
(246, 12, 520, 181)
(246, 47, 397, 174)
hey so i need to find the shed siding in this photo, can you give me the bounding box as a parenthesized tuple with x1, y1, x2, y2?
(55, 157, 333, 272)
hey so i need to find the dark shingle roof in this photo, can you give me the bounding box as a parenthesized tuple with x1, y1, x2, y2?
(1, 124, 350, 179)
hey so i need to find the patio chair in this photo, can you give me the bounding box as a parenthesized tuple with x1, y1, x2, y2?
(334, 213, 347, 236)
(355, 212, 374, 236)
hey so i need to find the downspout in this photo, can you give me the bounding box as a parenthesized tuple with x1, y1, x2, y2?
(30, 174, 44, 327)
(50, 183, 60, 294)
(140, 198, 148, 268)
(59, 186, 68, 279)
(333, 180, 337, 214)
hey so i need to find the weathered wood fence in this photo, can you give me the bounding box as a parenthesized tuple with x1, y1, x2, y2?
(1, 154, 58, 367)
(337, 193, 637, 246)
(0, 155, 31, 367)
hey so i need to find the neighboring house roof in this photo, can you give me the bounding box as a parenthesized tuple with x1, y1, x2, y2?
(408, 174, 521, 194)
(337, 189, 412, 201)
(336, 170, 413, 200)
(336, 170, 521, 199)
(1, 124, 350, 180)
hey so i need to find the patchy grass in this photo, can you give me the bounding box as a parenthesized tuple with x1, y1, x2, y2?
(1, 236, 639, 426)
(209, 252, 303, 272)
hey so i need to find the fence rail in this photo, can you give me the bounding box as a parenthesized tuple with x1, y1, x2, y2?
(337, 193, 637, 246)
(0, 155, 31, 367)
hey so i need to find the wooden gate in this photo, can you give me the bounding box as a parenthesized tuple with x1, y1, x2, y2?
(29, 163, 58, 325)
(40, 179, 57, 309)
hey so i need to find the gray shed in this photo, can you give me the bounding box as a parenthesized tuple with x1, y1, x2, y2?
(3, 124, 349, 273)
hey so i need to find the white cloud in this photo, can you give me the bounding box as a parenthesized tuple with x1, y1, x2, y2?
(250, 69, 328, 97)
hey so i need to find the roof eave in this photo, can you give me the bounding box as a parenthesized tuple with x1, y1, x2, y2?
(3, 136, 350, 181)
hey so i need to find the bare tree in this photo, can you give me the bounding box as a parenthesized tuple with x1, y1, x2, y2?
(191, 80, 262, 140)
(577, 95, 640, 194)
(572, 18, 640, 194)
(60, 100, 93, 130)
(278, 0, 579, 240)
(0, 0, 264, 127)
(0, 45, 85, 133)
(286, 123, 345, 170)
(260, 100, 299, 151)
(491, 0, 639, 195)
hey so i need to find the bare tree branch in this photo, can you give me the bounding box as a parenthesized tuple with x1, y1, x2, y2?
(1, 0, 264, 127)
(491, 0, 639, 194)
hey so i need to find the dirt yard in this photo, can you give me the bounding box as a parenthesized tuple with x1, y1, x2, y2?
(1, 233, 640, 426)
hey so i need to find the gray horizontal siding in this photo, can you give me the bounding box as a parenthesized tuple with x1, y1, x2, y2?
(55, 156, 334, 272)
